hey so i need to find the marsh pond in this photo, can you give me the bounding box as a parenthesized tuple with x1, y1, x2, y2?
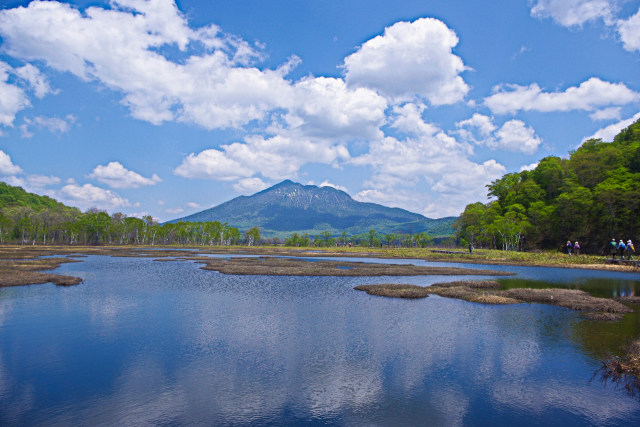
(2, 252, 640, 425)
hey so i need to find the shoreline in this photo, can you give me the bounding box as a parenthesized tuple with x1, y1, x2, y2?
(0, 245, 638, 289)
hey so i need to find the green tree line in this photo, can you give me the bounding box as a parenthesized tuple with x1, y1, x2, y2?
(455, 119, 640, 253)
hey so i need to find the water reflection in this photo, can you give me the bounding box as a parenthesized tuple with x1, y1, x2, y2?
(0, 256, 640, 425)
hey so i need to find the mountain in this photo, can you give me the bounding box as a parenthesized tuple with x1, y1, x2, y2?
(170, 180, 457, 238)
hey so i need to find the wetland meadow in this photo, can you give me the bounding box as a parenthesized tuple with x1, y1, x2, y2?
(2, 245, 640, 425)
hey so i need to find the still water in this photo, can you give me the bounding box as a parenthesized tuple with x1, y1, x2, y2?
(2, 255, 640, 425)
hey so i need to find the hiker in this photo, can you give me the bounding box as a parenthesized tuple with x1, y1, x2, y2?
(618, 239, 626, 259)
(574, 241, 580, 255)
(610, 238, 618, 258)
(566, 240, 573, 256)
(626, 240, 635, 260)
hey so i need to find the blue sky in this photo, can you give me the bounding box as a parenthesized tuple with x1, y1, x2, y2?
(0, 0, 639, 221)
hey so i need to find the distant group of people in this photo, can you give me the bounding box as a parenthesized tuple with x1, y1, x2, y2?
(609, 238, 635, 260)
(566, 241, 580, 256)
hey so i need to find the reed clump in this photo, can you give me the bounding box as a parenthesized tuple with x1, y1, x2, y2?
(0, 257, 82, 287)
(597, 338, 640, 397)
(196, 257, 513, 277)
(353, 284, 431, 299)
(355, 280, 634, 317)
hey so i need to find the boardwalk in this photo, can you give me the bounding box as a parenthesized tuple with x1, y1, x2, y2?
(605, 258, 640, 268)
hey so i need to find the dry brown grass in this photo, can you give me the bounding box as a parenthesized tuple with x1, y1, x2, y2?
(355, 280, 634, 318)
(353, 284, 431, 299)
(498, 288, 631, 314)
(195, 257, 514, 277)
(469, 294, 520, 305)
(597, 338, 640, 397)
(0, 255, 83, 287)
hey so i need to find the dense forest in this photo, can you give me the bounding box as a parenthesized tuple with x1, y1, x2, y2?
(0, 182, 255, 246)
(455, 119, 640, 253)
(0, 182, 437, 247)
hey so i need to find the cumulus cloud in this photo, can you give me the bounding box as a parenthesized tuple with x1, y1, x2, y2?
(390, 103, 440, 137)
(318, 181, 349, 193)
(455, 113, 497, 137)
(455, 115, 541, 154)
(1, 174, 61, 193)
(485, 77, 640, 115)
(0, 62, 30, 127)
(232, 177, 269, 194)
(88, 161, 162, 189)
(617, 8, 640, 52)
(14, 63, 54, 98)
(520, 162, 540, 172)
(351, 112, 506, 217)
(589, 107, 622, 121)
(531, 1, 640, 54)
(59, 182, 130, 210)
(175, 134, 350, 184)
(530, 0, 615, 26)
(584, 111, 640, 142)
(0, 0, 294, 129)
(492, 120, 542, 154)
(0, 150, 23, 175)
(186, 202, 201, 209)
(283, 76, 387, 140)
(343, 18, 469, 104)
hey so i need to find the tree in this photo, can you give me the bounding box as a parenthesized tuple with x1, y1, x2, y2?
(246, 226, 261, 246)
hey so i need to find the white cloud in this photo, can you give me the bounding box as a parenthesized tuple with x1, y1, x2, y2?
(0, 150, 23, 175)
(455, 115, 541, 154)
(88, 161, 161, 189)
(530, 0, 615, 26)
(390, 103, 440, 137)
(186, 202, 201, 209)
(485, 78, 640, 115)
(1, 174, 60, 193)
(351, 122, 506, 217)
(318, 181, 349, 193)
(165, 207, 184, 214)
(59, 182, 130, 211)
(21, 114, 76, 137)
(584, 111, 640, 142)
(589, 106, 622, 121)
(492, 120, 542, 154)
(14, 63, 53, 98)
(343, 17, 469, 104)
(617, 7, 640, 52)
(175, 134, 350, 184)
(0, 0, 294, 129)
(520, 162, 540, 172)
(455, 113, 497, 136)
(283, 76, 387, 140)
(232, 177, 268, 194)
(174, 148, 255, 181)
(0, 62, 30, 127)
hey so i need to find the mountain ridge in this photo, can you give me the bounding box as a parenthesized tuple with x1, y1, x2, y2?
(170, 180, 456, 238)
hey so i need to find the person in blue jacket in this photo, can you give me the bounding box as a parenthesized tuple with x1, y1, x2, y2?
(618, 239, 626, 259)
(566, 240, 573, 256)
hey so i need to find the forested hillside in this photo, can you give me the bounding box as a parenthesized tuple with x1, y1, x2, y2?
(455, 119, 640, 253)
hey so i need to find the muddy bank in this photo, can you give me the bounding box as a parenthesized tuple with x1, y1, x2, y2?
(192, 256, 514, 277)
(354, 280, 632, 319)
(0, 257, 83, 287)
